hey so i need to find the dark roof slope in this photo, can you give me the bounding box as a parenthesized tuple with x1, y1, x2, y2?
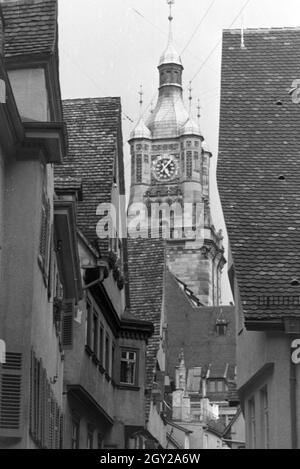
(217, 28, 300, 323)
(55, 97, 123, 253)
(127, 238, 165, 419)
(166, 270, 236, 383)
(2, 0, 57, 58)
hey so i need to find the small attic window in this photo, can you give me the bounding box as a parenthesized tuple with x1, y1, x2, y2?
(291, 278, 300, 287)
(278, 175, 286, 181)
(216, 319, 228, 336)
(275, 100, 283, 106)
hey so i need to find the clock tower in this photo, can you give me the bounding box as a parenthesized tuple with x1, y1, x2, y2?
(128, 0, 225, 306)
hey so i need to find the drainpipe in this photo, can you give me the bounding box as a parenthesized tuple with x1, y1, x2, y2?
(290, 358, 297, 449)
(82, 260, 109, 290)
(285, 319, 300, 449)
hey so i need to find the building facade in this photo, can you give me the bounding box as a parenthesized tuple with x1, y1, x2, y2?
(217, 27, 300, 449)
(0, 0, 74, 449)
(55, 97, 155, 449)
(0, 0, 155, 450)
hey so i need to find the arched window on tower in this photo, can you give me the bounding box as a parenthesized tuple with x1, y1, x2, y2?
(186, 152, 192, 179)
(170, 210, 175, 239)
(131, 154, 135, 181)
(144, 155, 149, 174)
(136, 154, 142, 183)
(194, 152, 200, 172)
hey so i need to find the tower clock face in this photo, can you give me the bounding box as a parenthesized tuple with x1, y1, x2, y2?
(153, 155, 178, 181)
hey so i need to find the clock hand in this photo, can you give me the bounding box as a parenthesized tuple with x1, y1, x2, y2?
(161, 159, 173, 176)
(162, 159, 172, 172)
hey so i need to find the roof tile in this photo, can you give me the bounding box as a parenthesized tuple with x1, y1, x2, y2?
(217, 28, 300, 321)
(55, 97, 121, 253)
(2, 0, 57, 58)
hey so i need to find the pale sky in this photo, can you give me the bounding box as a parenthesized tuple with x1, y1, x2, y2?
(58, 0, 300, 303)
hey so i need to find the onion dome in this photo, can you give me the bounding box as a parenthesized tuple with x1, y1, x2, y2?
(146, 90, 189, 139)
(180, 83, 202, 137)
(146, 1, 188, 139)
(180, 116, 202, 137)
(202, 140, 213, 157)
(159, 1, 182, 66)
(129, 85, 152, 141)
(159, 30, 182, 67)
(129, 117, 151, 140)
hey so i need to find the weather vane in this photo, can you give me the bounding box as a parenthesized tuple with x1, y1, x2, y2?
(167, 0, 175, 22)
(197, 98, 201, 122)
(139, 84, 144, 108)
(188, 81, 193, 113)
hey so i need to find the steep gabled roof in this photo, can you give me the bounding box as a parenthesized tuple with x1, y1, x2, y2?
(2, 0, 57, 58)
(127, 238, 165, 419)
(166, 270, 236, 385)
(217, 28, 300, 324)
(55, 97, 123, 253)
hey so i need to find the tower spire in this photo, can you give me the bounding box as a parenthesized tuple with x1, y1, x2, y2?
(129, 84, 151, 141)
(159, 0, 181, 67)
(167, 0, 175, 43)
(197, 98, 201, 123)
(188, 81, 193, 115)
(139, 84, 144, 116)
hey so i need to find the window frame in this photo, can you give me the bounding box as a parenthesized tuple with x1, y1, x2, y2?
(87, 424, 94, 449)
(105, 334, 110, 376)
(92, 309, 99, 361)
(260, 386, 270, 449)
(71, 416, 80, 449)
(85, 299, 93, 352)
(120, 348, 139, 387)
(248, 396, 256, 449)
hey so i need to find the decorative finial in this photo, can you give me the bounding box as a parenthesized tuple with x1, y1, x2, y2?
(167, 0, 175, 44)
(167, 0, 175, 22)
(188, 81, 193, 114)
(139, 84, 144, 108)
(188, 81, 192, 101)
(138, 84, 144, 118)
(197, 98, 201, 122)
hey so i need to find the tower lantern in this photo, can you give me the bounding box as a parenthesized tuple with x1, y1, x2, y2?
(128, 0, 225, 306)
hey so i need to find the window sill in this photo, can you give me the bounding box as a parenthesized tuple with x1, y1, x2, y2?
(118, 384, 140, 392)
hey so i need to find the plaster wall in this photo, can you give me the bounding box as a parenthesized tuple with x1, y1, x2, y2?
(8, 68, 50, 121)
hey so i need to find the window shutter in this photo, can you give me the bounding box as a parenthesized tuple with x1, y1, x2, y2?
(29, 351, 64, 449)
(0, 352, 23, 438)
(59, 414, 64, 449)
(62, 299, 75, 350)
(45, 381, 51, 449)
(49, 395, 55, 449)
(29, 349, 35, 439)
(54, 402, 60, 449)
(39, 196, 51, 283)
(36, 359, 42, 445)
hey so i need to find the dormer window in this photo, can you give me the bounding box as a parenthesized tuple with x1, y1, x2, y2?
(216, 318, 228, 336)
(120, 349, 137, 386)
